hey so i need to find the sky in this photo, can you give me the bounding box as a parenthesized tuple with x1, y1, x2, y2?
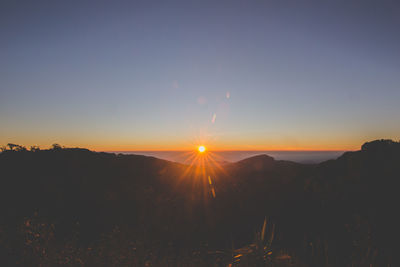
(1, 0, 400, 151)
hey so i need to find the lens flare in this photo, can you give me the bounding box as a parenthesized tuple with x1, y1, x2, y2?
(175, 142, 229, 202)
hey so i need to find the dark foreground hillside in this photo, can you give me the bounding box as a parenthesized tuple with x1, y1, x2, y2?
(0, 140, 399, 266)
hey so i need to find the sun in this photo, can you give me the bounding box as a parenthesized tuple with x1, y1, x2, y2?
(198, 145, 206, 153)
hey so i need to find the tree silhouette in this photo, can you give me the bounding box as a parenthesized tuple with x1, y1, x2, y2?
(51, 144, 62, 150)
(7, 143, 18, 150)
(6, 143, 26, 151)
(30, 146, 40, 152)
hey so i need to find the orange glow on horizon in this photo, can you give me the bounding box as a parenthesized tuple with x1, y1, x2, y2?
(0, 142, 360, 152)
(87, 135, 365, 152)
(97, 144, 356, 152)
(2, 135, 383, 152)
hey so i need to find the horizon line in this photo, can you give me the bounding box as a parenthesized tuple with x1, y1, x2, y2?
(103, 149, 350, 152)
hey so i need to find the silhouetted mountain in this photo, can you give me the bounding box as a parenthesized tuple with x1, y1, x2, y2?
(0, 139, 399, 266)
(234, 154, 275, 170)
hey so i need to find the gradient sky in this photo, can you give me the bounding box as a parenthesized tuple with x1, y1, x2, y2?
(1, 0, 400, 151)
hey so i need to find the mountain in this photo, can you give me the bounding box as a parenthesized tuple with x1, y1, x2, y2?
(0, 139, 399, 266)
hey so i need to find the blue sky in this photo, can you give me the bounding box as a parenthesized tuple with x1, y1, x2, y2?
(1, 0, 399, 150)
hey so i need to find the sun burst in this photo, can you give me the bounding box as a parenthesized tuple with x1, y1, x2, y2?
(174, 139, 229, 202)
(198, 145, 206, 153)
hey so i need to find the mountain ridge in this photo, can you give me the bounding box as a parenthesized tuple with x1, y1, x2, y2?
(0, 139, 399, 266)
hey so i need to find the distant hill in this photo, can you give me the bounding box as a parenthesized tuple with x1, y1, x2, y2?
(0, 139, 399, 266)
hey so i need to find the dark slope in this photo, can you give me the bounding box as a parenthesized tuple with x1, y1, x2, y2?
(0, 139, 399, 266)
(0, 148, 211, 243)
